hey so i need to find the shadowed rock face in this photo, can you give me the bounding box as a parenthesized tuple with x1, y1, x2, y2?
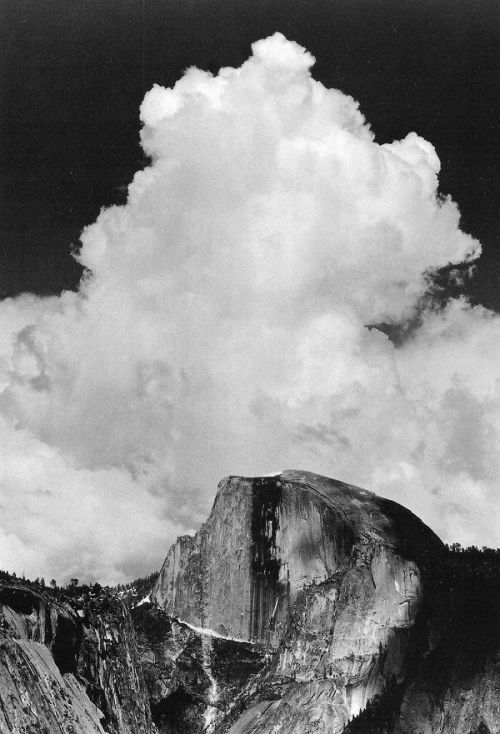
(1, 471, 498, 733)
(152, 470, 442, 643)
(152, 470, 445, 730)
(0, 583, 153, 733)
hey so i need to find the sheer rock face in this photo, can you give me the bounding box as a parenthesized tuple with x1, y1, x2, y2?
(152, 470, 444, 730)
(77, 597, 153, 733)
(152, 471, 441, 645)
(0, 583, 154, 734)
(1, 471, 498, 734)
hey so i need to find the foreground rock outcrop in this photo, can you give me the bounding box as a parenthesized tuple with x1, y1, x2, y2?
(0, 581, 153, 733)
(0, 470, 499, 733)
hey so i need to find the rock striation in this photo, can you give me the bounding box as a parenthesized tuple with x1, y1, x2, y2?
(151, 470, 500, 734)
(1, 470, 499, 733)
(0, 581, 153, 733)
(152, 471, 442, 643)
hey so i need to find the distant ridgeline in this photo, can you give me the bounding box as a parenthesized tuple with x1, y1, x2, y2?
(0, 568, 159, 604)
(0, 471, 499, 734)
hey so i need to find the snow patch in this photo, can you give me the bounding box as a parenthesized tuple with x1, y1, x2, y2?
(174, 617, 251, 644)
(136, 593, 151, 607)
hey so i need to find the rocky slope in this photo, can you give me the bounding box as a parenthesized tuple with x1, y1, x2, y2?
(151, 470, 500, 734)
(0, 581, 154, 733)
(0, 470, 498, 733)
(131, 604, 266, 733)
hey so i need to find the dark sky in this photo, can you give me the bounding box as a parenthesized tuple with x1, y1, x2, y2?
(1, 0, 499, 308)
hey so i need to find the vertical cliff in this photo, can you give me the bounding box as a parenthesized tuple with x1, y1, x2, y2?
(152, 470, 445, 731)
(152, 471, 442, 640)
(153, 477, 255, 640)
(77, 595, 153, 733)
(0, 581, 154, 734)
(1, 470, 498, 733)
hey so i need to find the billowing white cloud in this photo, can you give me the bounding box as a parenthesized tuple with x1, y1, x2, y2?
(0, 34, 497, 584)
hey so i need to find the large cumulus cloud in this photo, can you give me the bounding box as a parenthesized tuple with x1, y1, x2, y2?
(0, 34, 496, 584)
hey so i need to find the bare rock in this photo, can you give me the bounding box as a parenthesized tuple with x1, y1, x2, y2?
(0, 582, 154, 733)
(152, 470, 444, 731)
